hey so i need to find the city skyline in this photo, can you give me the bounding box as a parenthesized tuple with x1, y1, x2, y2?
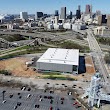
(0, 0, 109, 14)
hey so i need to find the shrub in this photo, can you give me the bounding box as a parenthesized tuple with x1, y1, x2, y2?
(0, 70, 12, 76)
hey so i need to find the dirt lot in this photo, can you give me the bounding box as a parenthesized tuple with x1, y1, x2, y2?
(85, 55, 96, 74)
(0, 57, 41, 77)
(0, 55, 95, 81)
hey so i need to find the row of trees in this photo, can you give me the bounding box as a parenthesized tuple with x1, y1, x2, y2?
(61, 41, 90, 53)
(76, 35, 84, 40)
(1, 34, 26, 42)
(104, 53, 110, 64)
(96, 37, 110, 45)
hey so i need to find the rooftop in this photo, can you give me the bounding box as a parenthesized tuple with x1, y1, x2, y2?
(37, 48, 79, 65)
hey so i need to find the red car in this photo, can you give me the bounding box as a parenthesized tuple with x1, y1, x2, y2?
(73, 101, 78, 105)
(61, 97, 64, 100)
(50, 107, 53, 110)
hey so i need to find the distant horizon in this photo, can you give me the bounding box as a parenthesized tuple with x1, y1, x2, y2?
(0, 0, 109, 14)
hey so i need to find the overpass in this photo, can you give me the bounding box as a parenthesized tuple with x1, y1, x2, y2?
(87, 29, 109, 82)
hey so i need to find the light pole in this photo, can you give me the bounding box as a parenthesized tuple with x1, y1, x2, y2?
(2, 90, 6, 101)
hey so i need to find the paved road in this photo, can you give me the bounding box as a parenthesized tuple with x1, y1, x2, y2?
(87, 29, 109, 82)
(0, 38, 56, 57)
(0, 31, 55, 39)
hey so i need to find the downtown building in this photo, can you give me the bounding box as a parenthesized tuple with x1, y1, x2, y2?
(20, 12, 28, 21)
(98, 15, 107, 25)
(55, 10, 59, 16)
(67, 11, 72, 19)
(76, 5, 81, 19)
(85, 5, 91, 14)
(60, 7, 66, 20)
(35, 12, 43, 20)
(107, 15, 110, 28)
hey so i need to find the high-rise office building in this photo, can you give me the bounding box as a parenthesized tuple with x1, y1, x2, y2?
(102, 15, 107, 24)
(55, 16, 59, 24)
(76, 10, 81, 19)
(98, 15, 107, 25)
(96, 10, 101, 16)
(98, 15, 102, 25)
(55, 10, 59, 16)
(68, 11, 72, 19)
(76, 5, 81, 19)
(60, 7, 66, 19)
(78, 5, 81, 11)
(107, 15, 110, 27)
(90, 5, 92, 15)
(85, 5, 91, 14)
(35, 12, 43, 19)
(20, 12, 28, 21)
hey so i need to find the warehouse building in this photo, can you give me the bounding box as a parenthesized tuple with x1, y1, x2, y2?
(36, 48, 79, 74)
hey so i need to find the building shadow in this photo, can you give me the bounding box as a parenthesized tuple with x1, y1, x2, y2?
(100, 100, 110, 104)
(78, 56, 86, 74)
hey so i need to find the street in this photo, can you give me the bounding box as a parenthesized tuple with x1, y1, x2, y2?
(87, 29, 109, 82)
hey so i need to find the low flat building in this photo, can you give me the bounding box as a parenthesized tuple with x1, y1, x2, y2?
(63, 23, 72, 29)
(36, 48, 79, 74)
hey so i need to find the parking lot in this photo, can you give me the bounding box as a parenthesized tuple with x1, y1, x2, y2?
(0, 86, 83, 110)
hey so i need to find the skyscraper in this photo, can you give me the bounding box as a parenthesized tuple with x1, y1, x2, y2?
(98, 15, 107, 25)
(102, 15, 107, 24)
(60, 7, 66, 20)
(69, 11, 72, 19)
(98, 15, 102, 25)
(107, 15, 110, 27)
(55, 16, 59, 24)
(78, 5, 81, 11)
(76, 5, 81, 19)
(85, 5, 91, 14)
(35, 12, 43, 20)
(20, 12, 28, 21)
(76, 10, 81, 19)
(96, 10, 101, 16)
(55, 10, 59, 16)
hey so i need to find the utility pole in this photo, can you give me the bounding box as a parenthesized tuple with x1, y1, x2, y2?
(2, 90, 6, 101)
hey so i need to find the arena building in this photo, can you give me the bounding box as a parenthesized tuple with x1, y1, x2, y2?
(36, 48, 79, 74)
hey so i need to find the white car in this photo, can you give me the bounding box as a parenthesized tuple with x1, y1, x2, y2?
(68, 92, 72, 95)
(39, 98, 43, 101)
(27, 94, 31, 98)
(22, 87, 26, 91)
(2, 100, 6, 103)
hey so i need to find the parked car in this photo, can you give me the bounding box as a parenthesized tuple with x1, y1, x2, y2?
(50, 107, 53, 110)
(2, 100, 6, 104)
(73, 101, 78, 105)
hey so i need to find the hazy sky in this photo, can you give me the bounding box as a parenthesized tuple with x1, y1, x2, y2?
(0, 0, 109, 14)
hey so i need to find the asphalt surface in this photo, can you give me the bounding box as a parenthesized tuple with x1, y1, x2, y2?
(0, 87, 82, 110)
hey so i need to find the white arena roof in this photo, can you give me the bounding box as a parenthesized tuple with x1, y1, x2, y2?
(37, 48, 79, 65)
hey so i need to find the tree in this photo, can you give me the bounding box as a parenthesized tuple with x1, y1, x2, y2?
(104, 54, 110, 64)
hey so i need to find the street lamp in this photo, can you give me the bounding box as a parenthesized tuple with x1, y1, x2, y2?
(2, 90, 6, 101)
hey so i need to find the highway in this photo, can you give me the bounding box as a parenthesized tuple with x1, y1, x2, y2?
(0, 38, 56, 58)
(87, 29, 109, 82)
(0, 30, 55, 39)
